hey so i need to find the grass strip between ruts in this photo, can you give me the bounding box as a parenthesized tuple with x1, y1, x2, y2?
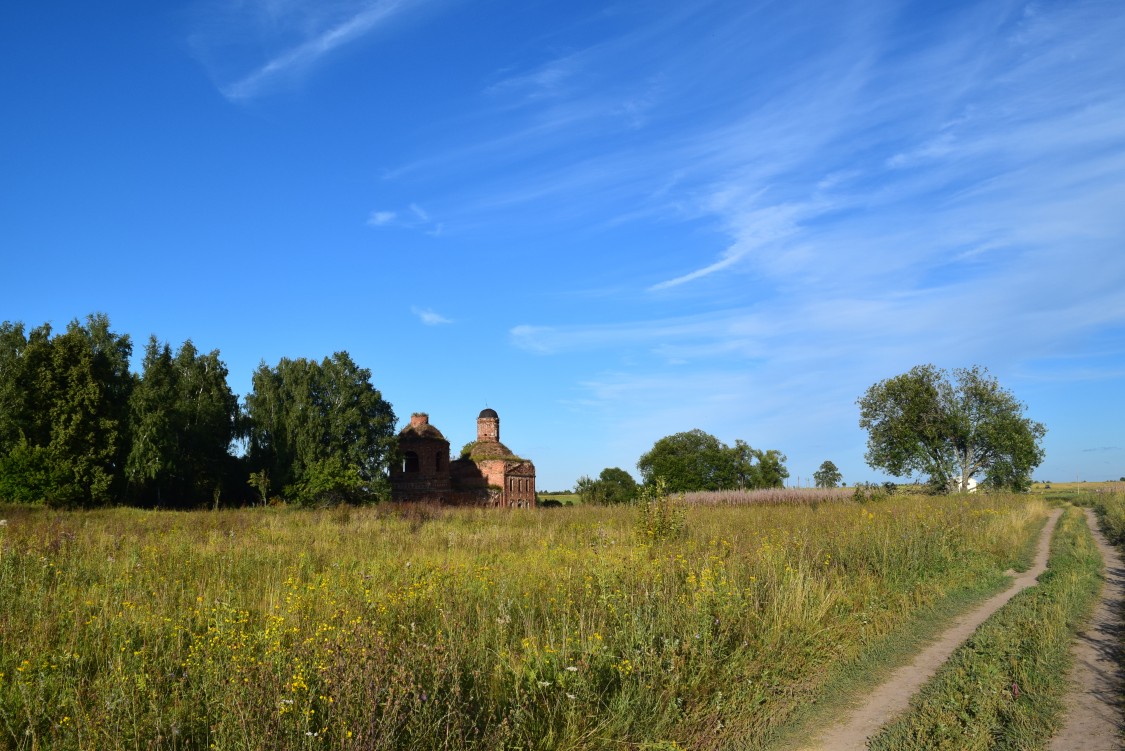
(767, 507, 1049, 751)
(866, 505, 1102, 751)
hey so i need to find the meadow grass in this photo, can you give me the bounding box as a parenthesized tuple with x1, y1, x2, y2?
(1090, 489, 1125, 546)
(678, 488, 853, 506)
(867, 504, 1102, 751)
(0, 494, 1046, 750)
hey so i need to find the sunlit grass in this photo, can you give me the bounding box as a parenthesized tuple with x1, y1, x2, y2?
(0, 495, 1046, 750)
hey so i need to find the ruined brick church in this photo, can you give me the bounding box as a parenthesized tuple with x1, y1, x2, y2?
(389, 408, 536, 507)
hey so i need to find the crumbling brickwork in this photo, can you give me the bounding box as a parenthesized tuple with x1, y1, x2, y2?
(389, 409, 536, 507)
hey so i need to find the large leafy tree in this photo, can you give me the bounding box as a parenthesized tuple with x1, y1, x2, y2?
(245, 352, 396, 505)
(0, 314, 132, 506)
(637, 430, 789, 492)
(754, 448, 790, 489)
(127, 337, 239, 507)
(858, 365, 1045, 492)
(813, 460, 842, 488)
(637, 429, 736, 492)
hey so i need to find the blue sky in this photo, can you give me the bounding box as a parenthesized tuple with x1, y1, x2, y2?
(3, 0, 1124, 491)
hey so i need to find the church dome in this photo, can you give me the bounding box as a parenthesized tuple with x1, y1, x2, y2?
(467, 440, 517, 460)
(478, 408, 499, 419)
(399, 413, 446, 440)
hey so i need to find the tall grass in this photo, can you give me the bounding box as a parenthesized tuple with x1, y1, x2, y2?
(679, 488, 853, 505)
(0, 495, 1045, 750)
(1091, 490, 1125, 545)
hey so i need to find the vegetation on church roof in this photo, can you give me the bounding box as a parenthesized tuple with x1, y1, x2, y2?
(459, 441, 526, 463)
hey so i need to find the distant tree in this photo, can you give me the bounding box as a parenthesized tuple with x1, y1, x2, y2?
(858, 365, 1046, 493)
(173, 341, 240, 502)
(576, 467, 638, 504)
(245, 352, 396, 505)
(813, 460, 843, 488)
(0, 314, 132, 506)
(637, 429, 788, 492)
(637, 429, 737, 492)
(597, 467, 638, 504)
(730, 439, 757, 489)
(0, 322, 32, 451)
(126, 338, 177, 502)
(754, 448, 790, 489)
(127, 337, 238, 507)
(574, 475, 603, 504)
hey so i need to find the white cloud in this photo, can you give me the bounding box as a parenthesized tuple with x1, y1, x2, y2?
(367, 210, 397, 226)
(367, 204, 444, 234)
(412, 306, 452, 325)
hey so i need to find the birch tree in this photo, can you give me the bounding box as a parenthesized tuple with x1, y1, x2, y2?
(244, 352, 396, 505)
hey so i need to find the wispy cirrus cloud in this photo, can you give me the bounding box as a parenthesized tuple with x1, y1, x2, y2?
(381, 0, 1125, 303)
(333, 0, 1124, 480)
(191, 0, 424, 101)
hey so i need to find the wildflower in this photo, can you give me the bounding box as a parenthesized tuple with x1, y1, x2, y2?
(565, 666, 578, 672)
(537, 680, 552, 688)
(567, 693, 577, 699)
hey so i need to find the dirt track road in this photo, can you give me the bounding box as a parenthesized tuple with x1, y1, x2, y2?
(799, 508, 1063, 751)
(1048, 508, 1125, 751)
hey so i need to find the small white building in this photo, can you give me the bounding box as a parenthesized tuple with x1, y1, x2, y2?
(948, 476, 979, 493)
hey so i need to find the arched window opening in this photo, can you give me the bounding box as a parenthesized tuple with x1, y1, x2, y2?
(403, 451, 420, 473)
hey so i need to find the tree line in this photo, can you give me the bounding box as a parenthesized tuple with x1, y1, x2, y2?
(576, 364, 1045, 504)
(2, 314, 1046, 508)
(575, 429, 793, 504)
(0, 314, 396, 508)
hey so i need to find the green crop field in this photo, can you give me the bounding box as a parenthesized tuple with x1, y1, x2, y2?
(537, 492, 580, 506)
(0, 494, 1048, 750)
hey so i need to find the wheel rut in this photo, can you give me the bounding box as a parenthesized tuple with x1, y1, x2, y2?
(797, 508, 1063, 751)
(1048, 508, 1125, 751)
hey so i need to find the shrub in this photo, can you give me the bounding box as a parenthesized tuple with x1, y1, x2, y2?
(635, 478, 686, 542)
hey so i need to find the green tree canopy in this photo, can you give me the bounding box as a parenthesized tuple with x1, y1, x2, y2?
(753, 448, 790, 489)
(0, 314, 132, 506)
(245, 352, 396, 505)
(813, 460, 842, 488)
(636, 430, 789, 492)
(858, 364, 1045, 492)
(575, 467, 638, 504)
(126, 337, 239, 507)
(637, 429, 735, 492)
